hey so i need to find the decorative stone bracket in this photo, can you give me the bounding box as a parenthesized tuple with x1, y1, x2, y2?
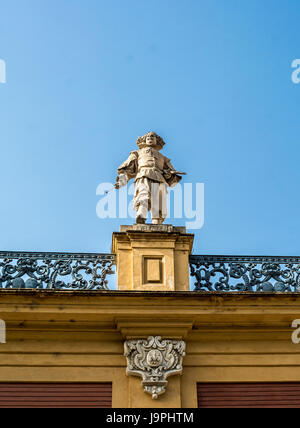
(124, 336, 186, 399)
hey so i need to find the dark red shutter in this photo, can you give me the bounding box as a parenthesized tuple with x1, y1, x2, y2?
(0, 383, 112, 408)
(198, 383, 300, 408)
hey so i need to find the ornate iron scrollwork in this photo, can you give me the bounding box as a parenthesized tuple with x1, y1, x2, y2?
(124, 336, 186, 399)
(189, 255, 300, 292)
(0, 251, 115, 290)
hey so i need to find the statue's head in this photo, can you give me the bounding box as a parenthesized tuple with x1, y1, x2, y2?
(136, 132, 165, 151)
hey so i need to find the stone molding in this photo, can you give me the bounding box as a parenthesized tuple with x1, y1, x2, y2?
(119, 224, 187, 233)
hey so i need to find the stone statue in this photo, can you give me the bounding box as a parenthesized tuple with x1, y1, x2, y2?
(115, 132, 185, 224)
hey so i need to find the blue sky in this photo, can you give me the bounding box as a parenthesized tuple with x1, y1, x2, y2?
(0, 0, 299, 256)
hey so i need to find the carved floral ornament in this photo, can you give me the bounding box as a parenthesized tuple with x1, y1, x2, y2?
(124, 336, 186, 399)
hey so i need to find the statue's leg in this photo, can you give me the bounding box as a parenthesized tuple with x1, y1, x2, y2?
(151, 182, 167, 225)
(160, 183, 168, 221)
(134, 178, 150, 224)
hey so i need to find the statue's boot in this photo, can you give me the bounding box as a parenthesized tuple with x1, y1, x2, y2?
(136, 201, 148, 224)
(152, 218, 164, 225)
(136, 216, 146, 224)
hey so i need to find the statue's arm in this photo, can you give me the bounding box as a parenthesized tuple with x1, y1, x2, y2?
(164, 158, 176, 173)
(163, 157, 184, 187)
(115, 151, 138, 188)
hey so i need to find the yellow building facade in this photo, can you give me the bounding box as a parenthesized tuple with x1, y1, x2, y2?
(0, 227, 300, 408)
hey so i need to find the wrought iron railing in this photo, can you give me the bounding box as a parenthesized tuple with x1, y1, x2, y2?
(1, 252, 300, 293)
(0, 251, 115, 291)
(189, 255, 300, 292)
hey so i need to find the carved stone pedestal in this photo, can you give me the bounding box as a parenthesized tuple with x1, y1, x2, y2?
(112, 225, 194, 291)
